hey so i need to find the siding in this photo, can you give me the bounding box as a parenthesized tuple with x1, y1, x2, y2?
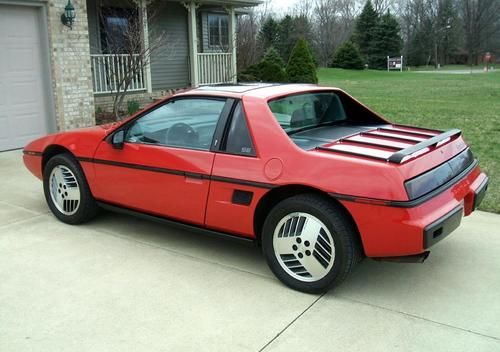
(149, 2, 190, 90)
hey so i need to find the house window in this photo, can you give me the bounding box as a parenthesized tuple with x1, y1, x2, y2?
(99, 7, 138, 53)
(208, 14, 229, 49)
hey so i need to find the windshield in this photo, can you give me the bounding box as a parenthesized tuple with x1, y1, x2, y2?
(268, 92, 347, 135)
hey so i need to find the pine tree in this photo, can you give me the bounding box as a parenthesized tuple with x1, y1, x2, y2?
(260, 46, 287, 82)
(258, 17, 280, 52)
(353, 0, 379, 64)
(437, 0, 458, 66)
(239, 46, 287, 83)
(286, 39, 318, 84)
(277, 15, 295, 63)
(331, 42, 364, 70)
(370, 11, 402, 69)
(258, 61, 288, 82)
(263, 46, 285, 67)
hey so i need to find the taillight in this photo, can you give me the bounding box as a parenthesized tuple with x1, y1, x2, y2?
(404, 149, 475, 200)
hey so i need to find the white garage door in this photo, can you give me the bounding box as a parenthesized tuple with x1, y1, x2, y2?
(0, 5, 51, 151)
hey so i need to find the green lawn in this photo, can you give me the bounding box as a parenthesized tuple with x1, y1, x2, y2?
(318, 68, 500, 213)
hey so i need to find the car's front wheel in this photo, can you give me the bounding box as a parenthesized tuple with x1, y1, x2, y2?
(43, 153, 98, 224)
(262, 194, 360, 293)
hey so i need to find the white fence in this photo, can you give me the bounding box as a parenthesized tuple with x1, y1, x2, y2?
(91, 54, 146, 94)
(197, 53, 234, 85)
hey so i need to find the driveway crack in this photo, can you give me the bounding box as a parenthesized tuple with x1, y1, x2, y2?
(258, 293, 325, 352)
(341, 296, 500, 342)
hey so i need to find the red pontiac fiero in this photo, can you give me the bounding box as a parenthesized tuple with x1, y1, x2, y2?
(23, 84, 488, 293)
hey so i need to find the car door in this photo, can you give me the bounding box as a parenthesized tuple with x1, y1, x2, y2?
(92, 97, 231, 226)
(205, 101, 268, 238)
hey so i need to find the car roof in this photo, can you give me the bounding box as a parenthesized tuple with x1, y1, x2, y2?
(176, 83, 341, 100)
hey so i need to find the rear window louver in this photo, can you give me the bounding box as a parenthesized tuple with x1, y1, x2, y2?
(318, 125, 462, 164)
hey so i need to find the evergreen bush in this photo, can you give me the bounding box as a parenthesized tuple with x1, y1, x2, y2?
(286, 38, 318, 83)
(331, 42, 364, 70)
(239, 46, 288, 82)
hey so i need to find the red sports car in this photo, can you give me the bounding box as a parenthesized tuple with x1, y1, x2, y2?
(23, 84, 488, 293)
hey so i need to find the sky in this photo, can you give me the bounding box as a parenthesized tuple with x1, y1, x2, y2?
(266, 0, 300, 13)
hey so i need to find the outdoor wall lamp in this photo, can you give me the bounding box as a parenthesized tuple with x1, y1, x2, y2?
(61, 0, 76, 29)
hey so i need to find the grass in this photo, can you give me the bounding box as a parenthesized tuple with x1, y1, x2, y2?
(318, 68, 500, 213)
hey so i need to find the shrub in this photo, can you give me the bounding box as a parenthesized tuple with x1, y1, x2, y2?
(263, 46, 285, 67)
(259, 60, 288, 82)
(286, 38, 318, 84)
(331, 42, 365, 70)
(239, 46, 288, 83)
(127, 100, 141, 116)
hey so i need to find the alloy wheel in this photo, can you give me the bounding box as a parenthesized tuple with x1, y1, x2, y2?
(49, 165, 81, 216)
(273, 212, 335, 282)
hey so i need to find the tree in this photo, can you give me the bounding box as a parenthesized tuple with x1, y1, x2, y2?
(259, 61, 288, 82)
(353, 0, 379, 63)
(372, 0, 394, 14)
(278, 15, 298, 62)
(435, 0, 460, 66)
(263, 46, 285, 67)
(313, 0, 358, 67)
(286, 38, 318, 83)
(239, 46, 288, 82)
(460, 0, 500, 64)
(277, 14, 316, 64)
(331, 41, 365, 69)
(370, 11, 402, 68)
(258, 16, 280, 53)
(237, 12, 260, 72)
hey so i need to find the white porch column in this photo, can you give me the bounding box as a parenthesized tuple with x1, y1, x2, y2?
(227, 6, 237, 83)
(141, 0, 153, 93)
(184, 2, 200, 87)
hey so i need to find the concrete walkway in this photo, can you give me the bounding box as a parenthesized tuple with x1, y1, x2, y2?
(1, 149, 499, 352)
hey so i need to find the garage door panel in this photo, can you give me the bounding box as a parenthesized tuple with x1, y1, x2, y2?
(7, 47, 35, 73)
(0, 5, 50, 151)
(12, 113, 43, 137)
(0, 6, 38, 40)
(10, 81, 38, 105)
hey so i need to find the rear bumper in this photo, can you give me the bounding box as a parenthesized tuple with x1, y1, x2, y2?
(340, 166, 488, 257)
(423, 205, 463, 249)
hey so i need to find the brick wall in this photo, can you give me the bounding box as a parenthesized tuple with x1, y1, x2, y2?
(46, 0, 95, 130)
(94, 88, 186, 115)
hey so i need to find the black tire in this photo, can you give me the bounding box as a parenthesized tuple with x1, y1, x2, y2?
(43, 153, 99, 224)
(262, 194, 361, 293)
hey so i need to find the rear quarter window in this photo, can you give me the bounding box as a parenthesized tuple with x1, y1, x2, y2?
(224, 102, 255, 156)
(268, 92, 347, 133)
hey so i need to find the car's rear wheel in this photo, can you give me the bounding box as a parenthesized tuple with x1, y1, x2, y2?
(262, 194, 360, 293)
(43, 153, 98, 224)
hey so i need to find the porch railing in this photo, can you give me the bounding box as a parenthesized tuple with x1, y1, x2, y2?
(90, 54, 146, 94)
(197, 53, 234, 85)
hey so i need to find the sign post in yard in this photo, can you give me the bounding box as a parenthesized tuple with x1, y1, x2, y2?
(387, 56, 403, 72)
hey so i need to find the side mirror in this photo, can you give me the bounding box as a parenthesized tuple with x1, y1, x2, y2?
(111, 130, 125, 150)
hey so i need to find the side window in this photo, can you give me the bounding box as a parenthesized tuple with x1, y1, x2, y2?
(125, 98, 226, 151)
(224, 102, 255, 156)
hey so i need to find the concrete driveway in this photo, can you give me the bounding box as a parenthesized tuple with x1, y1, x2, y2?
(1, 149, 499, 352)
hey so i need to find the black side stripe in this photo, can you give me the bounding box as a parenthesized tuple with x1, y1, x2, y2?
(211, 175, 275, 189)
(76, 157, 275, 189)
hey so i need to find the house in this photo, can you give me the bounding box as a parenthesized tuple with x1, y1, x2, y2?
(0, 0, 260, 152)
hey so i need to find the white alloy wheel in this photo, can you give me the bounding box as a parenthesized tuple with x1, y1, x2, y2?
(49, 165, 81, 216)
(273, 212, 335, 282)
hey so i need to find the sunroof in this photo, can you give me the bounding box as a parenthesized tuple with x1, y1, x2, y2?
(196, 83, 277, 93)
